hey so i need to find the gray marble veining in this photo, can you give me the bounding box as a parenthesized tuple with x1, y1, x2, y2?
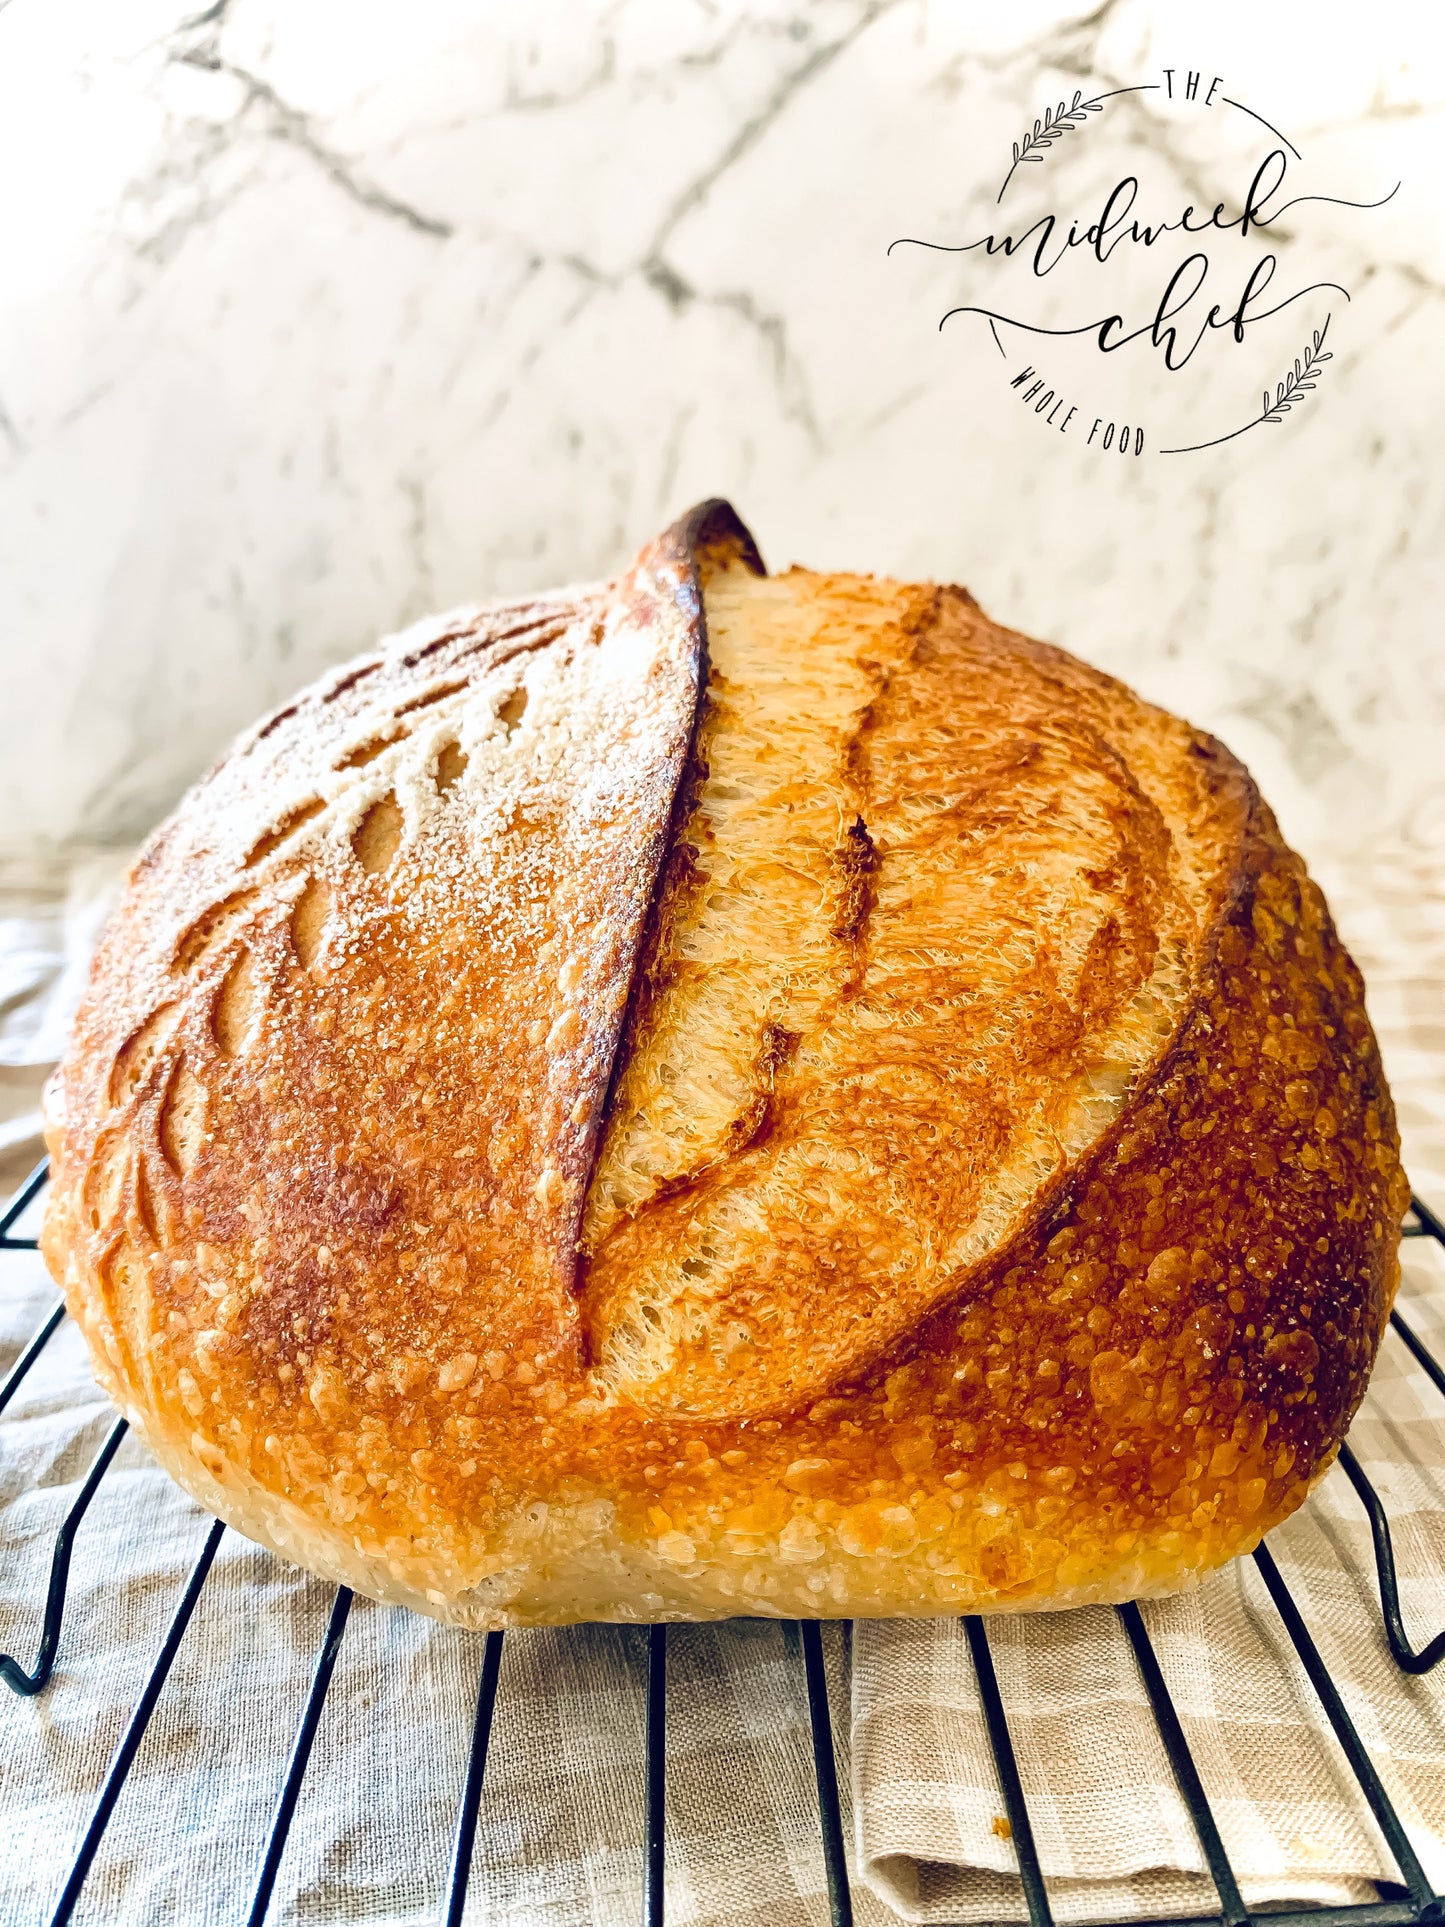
(0, 0, 1440, 895)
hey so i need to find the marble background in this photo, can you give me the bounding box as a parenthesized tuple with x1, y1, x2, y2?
(0, 0, 1441, 888)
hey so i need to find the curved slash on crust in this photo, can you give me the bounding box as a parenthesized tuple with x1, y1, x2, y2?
(570, 500, 769, 1275)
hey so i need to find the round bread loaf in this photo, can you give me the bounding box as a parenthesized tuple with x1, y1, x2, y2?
(41, 501, 1406, 1625)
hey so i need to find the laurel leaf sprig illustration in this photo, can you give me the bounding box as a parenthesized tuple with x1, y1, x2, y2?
(999, 90, 1105, 200)
(1261, 318, 1333, 423)
(1160, 315, 1336, 454)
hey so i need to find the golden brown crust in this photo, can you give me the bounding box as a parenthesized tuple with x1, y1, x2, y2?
(582, 569, 1251, 1417)
(42, 504, 1406, 1626)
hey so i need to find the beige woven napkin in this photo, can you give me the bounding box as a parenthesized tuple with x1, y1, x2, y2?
(1, 846, 1443, 1927)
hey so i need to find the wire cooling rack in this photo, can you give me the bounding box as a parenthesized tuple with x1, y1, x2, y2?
(2, 1158, 1443, 1927)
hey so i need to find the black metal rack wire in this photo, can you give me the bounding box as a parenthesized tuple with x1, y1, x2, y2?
(2, 1156, 1444, 1927)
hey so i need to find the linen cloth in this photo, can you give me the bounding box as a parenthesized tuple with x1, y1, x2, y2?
(1, 845, 1443, 1927)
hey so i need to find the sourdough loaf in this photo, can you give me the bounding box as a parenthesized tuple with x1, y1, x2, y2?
(41, 502, 1406, 1624)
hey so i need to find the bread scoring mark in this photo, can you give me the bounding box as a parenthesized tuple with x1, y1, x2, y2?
(583, 569, 905, 1255)
(636, 1023, 802, 1218)
(396, 609, 566, 678)
(160, 1060, 208, 1175)
(352, 795, 404, 875)
(322, 658, 385, 703)
(830, 815, 879, 999)
(109, 1004, 181, 1106)
(400, 625, 484, 670)
(213, 949, 261, 1058)
(490, 611, 572, 647)
(290, 878, 332, 968)
(830, 818, 878, 943)
(394, 678, 468, 718)
(254, 701, 302, 745)
(435, 742, 468, 793)
(173, 891, 258, 972)
(133, 1149, 162, 1242)
(726, 1022, 800, 1158)
(92, 1236, 148, 1389)
(598, 753, 714, 1120)
(336, 729, 404, 770)
(83, 1132, 132, 1233)
(245, 799, 326, 867)
(453, 618, 570, 670)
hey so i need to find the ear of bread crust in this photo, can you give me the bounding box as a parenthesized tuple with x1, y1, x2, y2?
(580, 562, 1258, 1418)
(670, 496, 767, 589)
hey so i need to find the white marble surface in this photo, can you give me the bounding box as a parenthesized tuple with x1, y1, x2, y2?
(0, 0, 1442, 890)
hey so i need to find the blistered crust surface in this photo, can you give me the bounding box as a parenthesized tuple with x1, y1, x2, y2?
(42, 506, 1406, 1627)
(583, 565, 1241, 1415)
